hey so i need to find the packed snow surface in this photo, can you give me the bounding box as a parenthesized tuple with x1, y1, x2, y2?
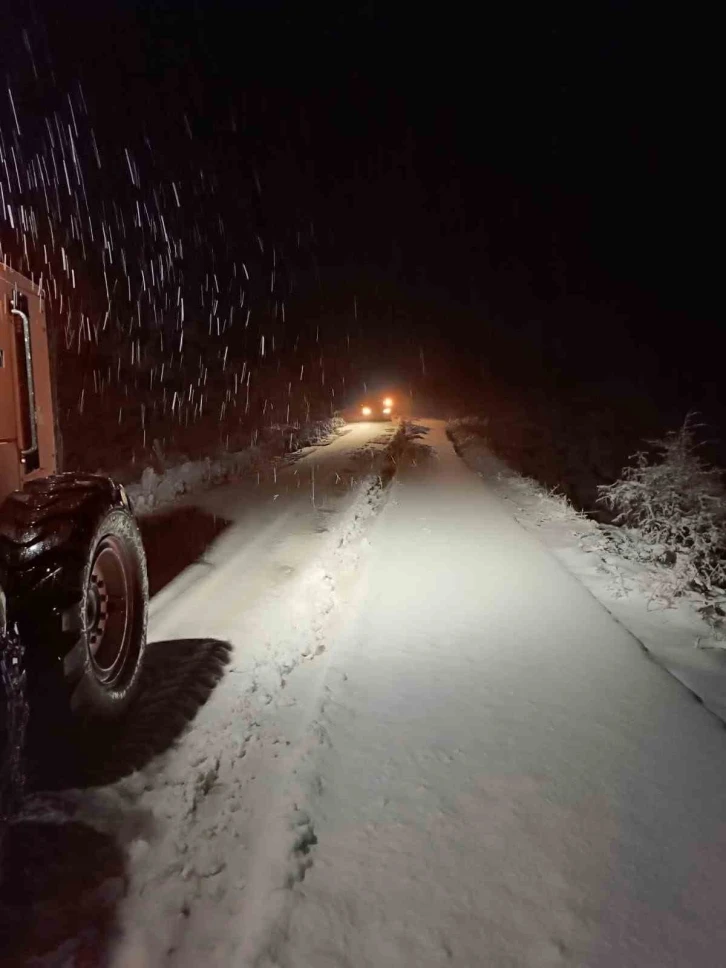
(17, 420, 726, 967)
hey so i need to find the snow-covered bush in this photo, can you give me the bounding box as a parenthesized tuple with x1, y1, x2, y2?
(126, 415, 345, 513)
(446, 415, 490, 449)
(598, 415, 726, 605)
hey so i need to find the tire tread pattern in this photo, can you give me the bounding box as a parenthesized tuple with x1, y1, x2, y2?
(0, 474, 148, 720)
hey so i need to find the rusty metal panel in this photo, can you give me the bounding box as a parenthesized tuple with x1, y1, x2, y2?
(28, 294, 57, 478)
(0, 442, 21, 498)
(0, 296, 19, 443)
(0, 263, 58, 501)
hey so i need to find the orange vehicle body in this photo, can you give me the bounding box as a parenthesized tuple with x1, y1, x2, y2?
(0, 264, 148, 756)
(0, 263, 58, 500)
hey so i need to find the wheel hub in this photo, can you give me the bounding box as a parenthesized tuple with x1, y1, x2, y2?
(86, 535, 134, 683)
(87, 574, 109, 653)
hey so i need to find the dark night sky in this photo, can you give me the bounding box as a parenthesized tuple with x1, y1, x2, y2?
(4, 1, 723, 416)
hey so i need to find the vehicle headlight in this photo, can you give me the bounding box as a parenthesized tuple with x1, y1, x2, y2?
(361, 406, 372, 416)
(383, 397, 393, 407)
(382, 407, 391, 415)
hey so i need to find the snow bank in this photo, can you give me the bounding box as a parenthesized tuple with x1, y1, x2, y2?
(125, 417, 346, 514)
(448, 419, 726, 723)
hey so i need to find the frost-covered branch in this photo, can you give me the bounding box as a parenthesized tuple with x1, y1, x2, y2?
(598, 414, 726, 611)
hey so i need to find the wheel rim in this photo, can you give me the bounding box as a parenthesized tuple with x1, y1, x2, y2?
(86, 535, 135, 684)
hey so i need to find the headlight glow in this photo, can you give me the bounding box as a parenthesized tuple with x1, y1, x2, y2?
(383, 397, 393, 407)
(382, 407, 391, 414)
(361, 406, 372, 416)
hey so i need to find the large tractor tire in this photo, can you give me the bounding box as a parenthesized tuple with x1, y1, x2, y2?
(0, 474, 148, 721)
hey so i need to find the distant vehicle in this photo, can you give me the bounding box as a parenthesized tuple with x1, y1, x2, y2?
(347, 395, 396, 422)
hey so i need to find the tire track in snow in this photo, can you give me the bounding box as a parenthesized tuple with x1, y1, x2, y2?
(227, 459, 406, 966)
(232, 426, 432, 967)
(110, 425, 409, 967)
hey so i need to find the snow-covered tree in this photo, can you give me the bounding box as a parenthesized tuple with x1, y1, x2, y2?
(598, 414, 726, 600)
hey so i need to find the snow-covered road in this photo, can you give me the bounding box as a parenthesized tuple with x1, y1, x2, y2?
(249, 422, 726, 968)
(14, 419, 726, 967)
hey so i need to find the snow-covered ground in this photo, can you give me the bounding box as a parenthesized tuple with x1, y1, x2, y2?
(8, 419, 726, 967)
(449, 423, 726, 724)
(124, 417, 347, 515)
